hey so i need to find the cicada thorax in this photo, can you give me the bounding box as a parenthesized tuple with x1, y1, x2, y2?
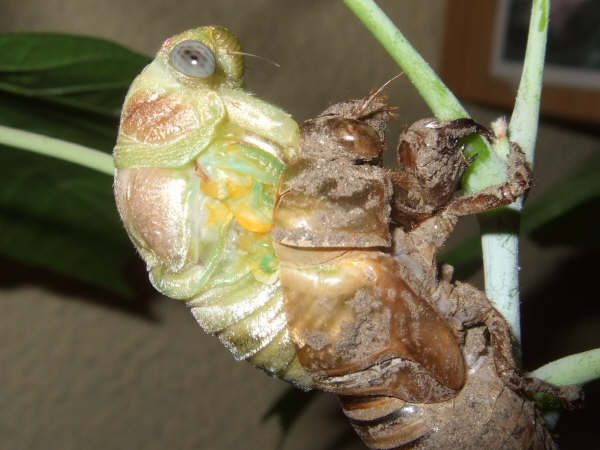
(113, 26, 312, 389)
(272, 95, 467, 448)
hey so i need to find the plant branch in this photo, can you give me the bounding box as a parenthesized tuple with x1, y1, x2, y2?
(0, 125, 114, 175)
(478, 0, 550, 348)
(529, 348, 600, 387)
(509, 0, 549, 166)
(343, 0, 467, 120)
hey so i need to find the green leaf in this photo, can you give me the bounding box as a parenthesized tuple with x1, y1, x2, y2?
(0, 33, 150, 296)
(0, 145, 134, 296)
(0, 92, 117, 152)
(0, 32, 150, 117)
(0, 94, 121, 292)
(0, 93, 124, 292)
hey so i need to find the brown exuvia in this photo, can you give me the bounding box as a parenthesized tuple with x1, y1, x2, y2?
(272, 93, 580, 449)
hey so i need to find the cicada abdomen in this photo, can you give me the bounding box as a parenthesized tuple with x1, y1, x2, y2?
(113, 26, 311, 388)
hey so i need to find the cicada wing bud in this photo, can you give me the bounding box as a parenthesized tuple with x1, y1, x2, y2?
(114, 89, 225, 170)
(276, 248, 466, 402)
(114, 167, 193, 272)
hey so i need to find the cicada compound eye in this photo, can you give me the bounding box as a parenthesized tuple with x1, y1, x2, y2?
(169, 40, 216, 78)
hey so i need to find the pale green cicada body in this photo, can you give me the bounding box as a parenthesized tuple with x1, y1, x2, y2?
(113, 26, 311, 388)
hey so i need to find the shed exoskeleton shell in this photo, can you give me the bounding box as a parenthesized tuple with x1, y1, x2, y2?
(271, 96, 470, 448)
(271, 101, 466, 403)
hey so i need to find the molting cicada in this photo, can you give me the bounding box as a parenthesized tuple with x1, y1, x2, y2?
(114, 26, 579, 449)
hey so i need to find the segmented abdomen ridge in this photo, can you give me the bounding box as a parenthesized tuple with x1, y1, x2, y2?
(340, 396, 429, 449)
(186, 272, 312, 388)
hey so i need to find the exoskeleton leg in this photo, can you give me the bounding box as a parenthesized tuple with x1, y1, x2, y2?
(435, 275, 582, 408)
(446, 142, 532, 217)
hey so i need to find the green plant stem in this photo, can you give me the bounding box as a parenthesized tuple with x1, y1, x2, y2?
(343, 0, 467, 120)
(509, 0, 549, 164)
(529, 348, 600, 386)
(479, 0, 550, 347)
(0, 125, 114, 175)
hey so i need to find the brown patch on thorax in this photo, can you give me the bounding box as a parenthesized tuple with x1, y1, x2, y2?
(121, 91, 199, 144)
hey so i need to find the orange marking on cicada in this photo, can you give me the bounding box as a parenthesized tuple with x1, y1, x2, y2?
(234, 214, 272, 234)
(194, 161, 211, 183)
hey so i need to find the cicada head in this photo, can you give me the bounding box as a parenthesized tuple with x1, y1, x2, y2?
(113, 26, 245, 170)
(158, 26, 244, 90)
(300, 117, 384, 163)
(393, 118, 491, 228)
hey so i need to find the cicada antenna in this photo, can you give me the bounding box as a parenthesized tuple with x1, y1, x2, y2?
(357, 72, 404, 116)
(227, 50, 281, 68)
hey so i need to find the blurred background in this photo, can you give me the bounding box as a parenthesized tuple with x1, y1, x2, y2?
(1, 0, 598, 449)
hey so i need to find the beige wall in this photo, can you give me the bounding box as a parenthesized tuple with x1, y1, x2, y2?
(1, 1, 598, 449)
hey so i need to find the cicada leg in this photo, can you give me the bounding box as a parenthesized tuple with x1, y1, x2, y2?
(432, 277, 582, 409)
(446, 142, 532, 217)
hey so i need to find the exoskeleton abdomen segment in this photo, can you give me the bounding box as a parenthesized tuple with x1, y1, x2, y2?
(340, 396, 429, 450)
